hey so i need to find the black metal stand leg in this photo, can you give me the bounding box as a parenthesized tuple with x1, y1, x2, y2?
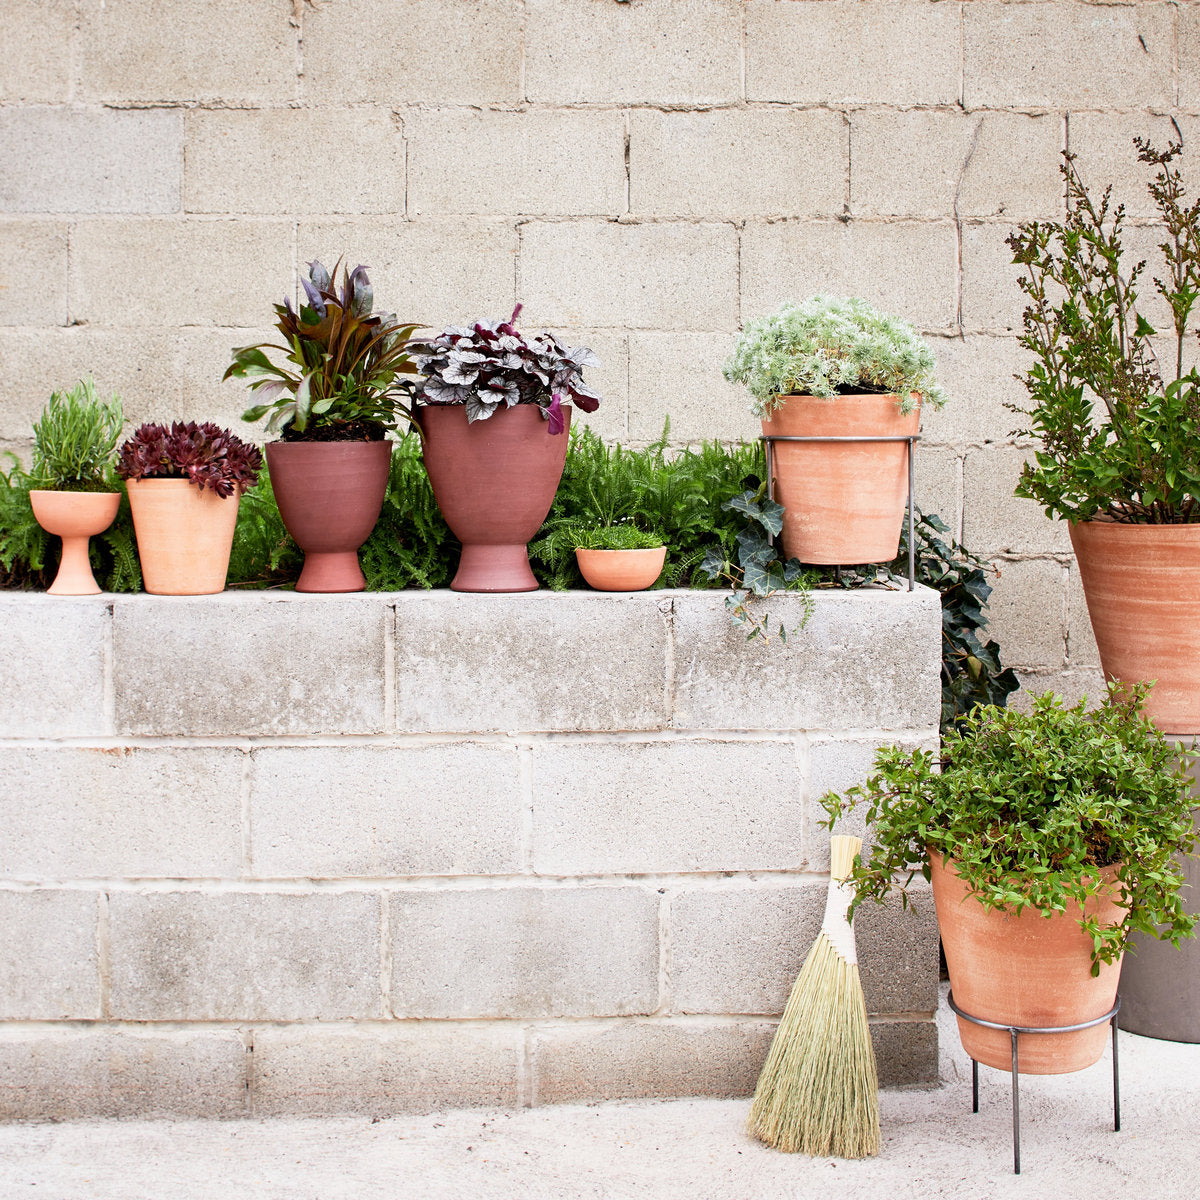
(1112, 1015, 1121, 1132)
(1011, 1029, 1022, 1175)
(972, 1059, 979, 1113)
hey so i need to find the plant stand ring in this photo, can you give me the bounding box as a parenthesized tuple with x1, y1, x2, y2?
(947, 989, 1122, 1175)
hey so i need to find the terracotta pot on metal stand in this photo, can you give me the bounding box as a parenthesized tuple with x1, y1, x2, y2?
(29, 490, 121, 595)
(265, 440, 392, 593)
(763, 392, 919, 564)
(418, 404, 570, 592)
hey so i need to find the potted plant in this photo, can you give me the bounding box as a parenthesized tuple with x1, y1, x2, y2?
(1008, 140, 1200, 736)
(572, 525, 666, 591)
(823, 687, 1197, 1074)
(225, 260, 421, 592)
(412, 304, 601, 592)
(117, 421, 262, 595)
(27, 377, 123, 595)
(723, 295, 945, 565)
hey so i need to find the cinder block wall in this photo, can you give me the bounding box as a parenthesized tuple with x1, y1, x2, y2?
(3, 1, 1197, 690)
(0, 589, 939, 1117)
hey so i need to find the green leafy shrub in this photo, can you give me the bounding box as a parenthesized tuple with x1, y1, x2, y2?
(572, 526, 664, 550)
(30, 377, 123, 492)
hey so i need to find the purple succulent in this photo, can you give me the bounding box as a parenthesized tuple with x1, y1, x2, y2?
(117, 422, 263, 498)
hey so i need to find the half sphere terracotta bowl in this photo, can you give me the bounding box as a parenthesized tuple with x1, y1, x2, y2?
(576, 546, 666, 591)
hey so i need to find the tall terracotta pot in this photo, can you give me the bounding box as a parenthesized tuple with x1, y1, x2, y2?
(418, 404, 570, 592)
(125, 478, 240, 596)
(763, 393, 919, 565)
(931, 852, 1125, 1074)
(29, 490, 121, 595)
(1069, 521, 1200, 737)
(265, 440, 392, 593)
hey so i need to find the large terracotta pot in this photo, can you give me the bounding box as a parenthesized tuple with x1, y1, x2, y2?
(575, 546, 666, 591)
(762, 393, 919, 564)
(265, 440, 391, 593)
(418, 404, 570, 592)
(1069, 520, 1200, 737)
(931, 852, 1125, 1074)
(125, 478, 240, 596)
(29, 490, 120, 595)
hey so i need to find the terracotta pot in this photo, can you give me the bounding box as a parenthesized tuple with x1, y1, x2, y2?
(931, 852, 1125, 1074)
(576, 546, 666, 591)
(762, 393, 919, 564)
(265, 440, 391, 593)
(29, 490, 121, 596)
(1069, 520, 1200, 737)
(125, 478, 240, 595)
(418, 404, 570, 592)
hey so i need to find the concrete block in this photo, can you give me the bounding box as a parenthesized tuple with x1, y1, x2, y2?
(303, 0, 521, 105)
(0, 1, 76, 102)
(251, 1025, 521, 1116)
(981, 557, 1067, 671)
(79, 0, 296, 104)
(69, 218, 294, 327)
(389, 886, 659, 1018)
(1013, 666, 1107, 711)
(670, 589, 942, 734)
(407, 109, 624, 218)
(1067, 559, 1101, 668)
(0, 219, 66, 325)
(919, 335, 1033, 449)
(0, 108, 180, 214)
(1183, 8, 1200, 110)
(112, 594, 387, 737)
(531, 1019, 777, 1104)
(525, 0, 740, 105)
(530, 739, 807, 875)
(963, 1, 1174, 110)
(0, 890, 99, 1019)
(108, 891, 381, 1020)
(746, 0, 960, 105)
(914, 445, 962, 534)
(961, 221, 1029, 334)
(250, 744, 523, 878)
(298, 218, 516, 329)
(870, 1018, 938, 1087)
(854, 885, 940, 1014)
(392, 592, 670, 734)
(547, 329, 629, 442)
(521, 221, 738, 332)
(741, 220, 958, 332)
(0, 595, 107, 737)
(627, 331, 759, 444)
(851, 111, 1063, 220)
(0, 1028, 248, 1119)
(961, 447, 1071, 556)
(630, 109, 846, 219)
(185, 109, 405, 216)
(0, 747, 243, 879)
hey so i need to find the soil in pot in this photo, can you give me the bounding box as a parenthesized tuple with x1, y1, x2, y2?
(575, 546, 666, 591)
(265, 440, 392, 593)
(763, 392, 919, 565)
(29, 490, 120, 595)
(419, 404, 570, 593)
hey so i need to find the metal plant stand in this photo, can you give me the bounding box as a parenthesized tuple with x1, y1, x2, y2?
(761, 433, 920, 589)
(947, 990, 1122, 1175)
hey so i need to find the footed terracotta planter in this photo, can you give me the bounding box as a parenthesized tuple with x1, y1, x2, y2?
(763, 393, 919, 565)
(576, 546, 666, 591)
(418, 404, 570, 592)
(265, 440, 392, 593)
(29, 490, 120, 595)
(931, 852, 1125, 1075)
(1070, 520, 1200, 737)
(125, 478, 240, 596)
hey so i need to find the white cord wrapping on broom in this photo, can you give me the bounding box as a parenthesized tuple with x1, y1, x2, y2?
(819, 878, 858, 965)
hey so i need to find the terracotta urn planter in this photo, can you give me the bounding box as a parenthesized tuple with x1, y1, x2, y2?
(931, 852, 1125, 1074)
(125, 478, 240, 596)
(29, 490, 120, 595)
(1069, 520, 1200, 737)
(418, 404, 570, 592)
(763, 393, 919, 565)
(265, 440, 392, 593)
(576, 546, 666, 592)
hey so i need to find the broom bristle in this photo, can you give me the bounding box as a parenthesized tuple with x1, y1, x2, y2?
(747, 835, 880, 1158)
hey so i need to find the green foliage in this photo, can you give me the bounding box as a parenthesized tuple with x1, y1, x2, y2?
(571, 526, 664, 550)
(823, 686, 1198, 971)
(30, 377, 123, 492)
(1008, 140, 1200, 523)
(226, 466, 302, 589)
(723, 295, 946, 418)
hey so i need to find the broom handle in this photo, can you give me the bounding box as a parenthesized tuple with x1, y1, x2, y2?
(823, 835, 864, 963)
(829, 835, 863, 884)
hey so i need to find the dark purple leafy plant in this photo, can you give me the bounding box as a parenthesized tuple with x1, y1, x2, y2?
(413, 304, 601, 435)
(116, 422, 263, 498)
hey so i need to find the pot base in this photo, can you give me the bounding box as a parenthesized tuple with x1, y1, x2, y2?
(452, 544, 538, 592)
(296, 550, 367, 593)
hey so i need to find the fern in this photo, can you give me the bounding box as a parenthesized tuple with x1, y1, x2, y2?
(226, 468, 302, 589)
(0, 456, 50, 588)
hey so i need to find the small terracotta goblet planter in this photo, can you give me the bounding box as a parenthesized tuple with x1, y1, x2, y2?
(575, 546, 666, 591)
(29, 490, 121, 595)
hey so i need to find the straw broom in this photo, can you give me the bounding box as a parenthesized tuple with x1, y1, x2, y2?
(747, 834, 880, 1157)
